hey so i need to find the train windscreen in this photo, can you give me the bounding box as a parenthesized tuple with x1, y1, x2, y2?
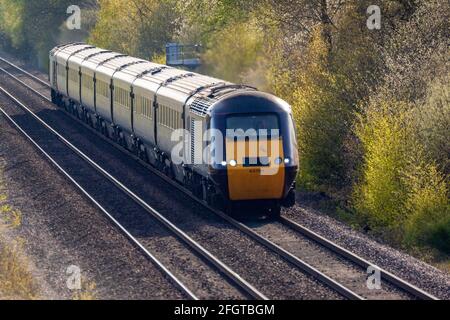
(226, 114, 279, 139)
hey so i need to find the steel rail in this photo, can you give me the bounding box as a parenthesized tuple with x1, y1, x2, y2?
(279, 216, 439, 300)
(0, 104, 198, 301)
(0, 83, 268, 301)
(0, 57, 50, 88)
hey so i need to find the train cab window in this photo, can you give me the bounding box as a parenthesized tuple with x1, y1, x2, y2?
(226, 114, 279, 139)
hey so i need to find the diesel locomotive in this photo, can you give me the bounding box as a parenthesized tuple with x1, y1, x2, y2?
(49, 43, 298, 216)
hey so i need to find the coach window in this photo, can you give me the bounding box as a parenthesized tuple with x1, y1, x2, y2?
(135, 95, 140, 114)
(69, 68, 78, 83)
(141, 96, 145, 116)
(163, 106, 167, 127)
(145, 98, 152, 118)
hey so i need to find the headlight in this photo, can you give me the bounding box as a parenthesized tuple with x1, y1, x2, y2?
(221, 161, 227, 167)
(229, 160, 237, 167)
(284, 158, 291, 164)
(274, 157, 283, 165)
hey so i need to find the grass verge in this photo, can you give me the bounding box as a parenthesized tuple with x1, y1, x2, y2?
(0, 190, 39, 299)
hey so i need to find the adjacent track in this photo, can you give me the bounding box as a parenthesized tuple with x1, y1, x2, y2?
(0, 101, 197, 300)
(279, 216, 438, 300)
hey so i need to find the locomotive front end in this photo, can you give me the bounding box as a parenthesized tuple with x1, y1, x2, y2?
(209, 91, 299, 214)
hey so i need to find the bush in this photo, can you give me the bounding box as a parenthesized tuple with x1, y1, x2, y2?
(89, 0, 180, 59)
(414, 73, 450, 175)
(293, 73, 351, 193)
(353, 102, 413, 236)
(404, 164, 450, 253)
(353, 100, 450, 253)
(291, 28, 360, 194)
(428, 221, 450, 254)
(0, 1, 80, 63)
(349, 1, 449, 254)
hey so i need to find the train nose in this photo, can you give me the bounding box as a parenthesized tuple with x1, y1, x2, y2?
(225, 138, 285, 201)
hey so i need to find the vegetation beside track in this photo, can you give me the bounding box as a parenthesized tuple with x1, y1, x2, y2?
(0, 159, 39, 299)
(0, 137, 97, 300)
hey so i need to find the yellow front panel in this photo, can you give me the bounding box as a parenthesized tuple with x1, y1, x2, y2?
(226, 138, 285, 201)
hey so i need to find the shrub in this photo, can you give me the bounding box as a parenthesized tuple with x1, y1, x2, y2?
(89, 0, 180, 59)
(291, 28, 357, 194)
(353, 100, 450, 253)
(0, 190, 38, 299)
(353, 102, 413, 237)
(404, 164, 450, 253)
(414, 73, 450, 175)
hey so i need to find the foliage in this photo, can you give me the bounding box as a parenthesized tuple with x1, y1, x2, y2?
(89, 0, 180, 59)
(72, 278, 97, 300)
(0, 239, 40, 300)
(291, 28, 352, 192)
(350, 0, 450, 253)
(180, 0, 252, 42)
(0, 180, 39, 299)
(281, 2, 383, 196)
(200, 20, 264, 84)
(353, 101, 449, 253)
(414, 74, 450, 175)
(0, 0, 96, 68)
(403, 164, 449, 253)
(353, 102, 416, 232)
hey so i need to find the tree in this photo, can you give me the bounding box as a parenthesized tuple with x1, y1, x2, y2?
(89, 0, 180, 59)
(0, 0, 96, 67)
(352, 0, 450, 253)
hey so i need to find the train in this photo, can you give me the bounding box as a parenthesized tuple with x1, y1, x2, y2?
(49, 43, 299, 216)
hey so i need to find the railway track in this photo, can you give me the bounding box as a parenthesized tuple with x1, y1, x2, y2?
(0, 87, 269, 300)
(278, 216, 439, 300)
(0, 66, 266, 300)
(0, 56, 439, 300)
(0, 104, 198, 300)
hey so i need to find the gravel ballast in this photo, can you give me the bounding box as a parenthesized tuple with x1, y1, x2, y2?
(0, 115, 185, 300)
(284, 204, 450, 300)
